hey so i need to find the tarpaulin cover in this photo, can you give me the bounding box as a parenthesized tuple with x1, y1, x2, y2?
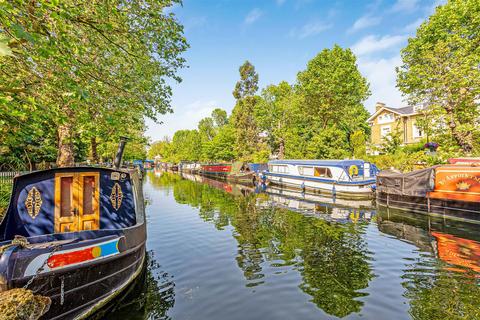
(376, 166, 438, 196)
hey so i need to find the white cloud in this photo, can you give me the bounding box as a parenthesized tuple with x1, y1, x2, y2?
(357, 55, 406, 113)
(290, 21, 332, 39)
(146, 100, 217, 141)
(391, 0, 419, 13)
(403, 18, 424, 33)
(276, 0, 286, 6)
(244, 8, 263, 25)
(348, 15, 382, 33)
(351, 34, 408, 56)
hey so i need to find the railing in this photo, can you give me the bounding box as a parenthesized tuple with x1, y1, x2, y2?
(0, 171, 24, 219)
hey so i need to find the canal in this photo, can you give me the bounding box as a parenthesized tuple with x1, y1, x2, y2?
(106, 170, 480, 320)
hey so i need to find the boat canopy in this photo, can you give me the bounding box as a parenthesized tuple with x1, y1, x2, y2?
(0, 167, 138, 241)
(376, 166, 437, 197)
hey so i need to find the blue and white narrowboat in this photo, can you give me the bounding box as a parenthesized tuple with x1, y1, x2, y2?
(264, 160, 379, 199)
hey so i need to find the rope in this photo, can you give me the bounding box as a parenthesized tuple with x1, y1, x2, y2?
(0, 235, 29, 255)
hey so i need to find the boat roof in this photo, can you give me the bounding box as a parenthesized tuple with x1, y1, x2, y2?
(13, 166, 138, 181)
(268, 159, 368, 168)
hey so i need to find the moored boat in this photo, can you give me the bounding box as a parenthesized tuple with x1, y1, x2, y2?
(376, 163, 480, 222)
(199, 163, 232, 178)
(0, 138, 146, 319)
(264, 160, 379, 199)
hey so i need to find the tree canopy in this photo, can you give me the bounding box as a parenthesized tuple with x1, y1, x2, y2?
(0, 0, 187, 168)
(397, 0, 480, 153)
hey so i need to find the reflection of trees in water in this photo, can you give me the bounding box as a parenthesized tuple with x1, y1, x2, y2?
(102, 250, 175, 320)
(157, 172, 374, 318)
(377, 207, 480, 320)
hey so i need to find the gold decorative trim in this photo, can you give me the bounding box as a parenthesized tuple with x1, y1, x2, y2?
(110, 183, 123, 210)
(25, 186, 42, 219)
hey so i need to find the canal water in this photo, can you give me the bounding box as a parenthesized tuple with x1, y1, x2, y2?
(106, 170, 480, 320)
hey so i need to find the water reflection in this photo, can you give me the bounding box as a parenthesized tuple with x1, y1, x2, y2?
(377, 208, 480, 319)
(101, 251, 175, 320)
(149, 171, 375, 318)
(105, 170, 480, 319)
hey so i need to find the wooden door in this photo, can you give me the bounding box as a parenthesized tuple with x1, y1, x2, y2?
(54, 172, 100, 233)
(77, 172, 100, 230)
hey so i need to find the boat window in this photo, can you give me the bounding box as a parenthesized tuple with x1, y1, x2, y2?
(298, 166, 314, 176)
(60, 176, 73, 217)
(314, 167, 333, 178)
(269, 165, 288, 173)
(82, 175, 95, 215)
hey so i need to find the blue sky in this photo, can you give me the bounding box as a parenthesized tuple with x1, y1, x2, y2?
(146, 0, 444, 141)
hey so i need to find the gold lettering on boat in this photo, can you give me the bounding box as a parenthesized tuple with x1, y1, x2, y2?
(25, 186, 42, 219)
(110, 183, 123, 210)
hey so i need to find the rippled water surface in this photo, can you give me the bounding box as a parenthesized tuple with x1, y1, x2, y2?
(107, 170, 480, 320)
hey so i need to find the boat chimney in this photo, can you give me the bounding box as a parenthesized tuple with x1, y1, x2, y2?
(114, 136, 128, 169)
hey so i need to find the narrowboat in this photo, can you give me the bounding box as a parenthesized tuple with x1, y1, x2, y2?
(199, 163, 232, 178)
(264, 160, 379, 199)
(178, 162, 201, 174)
(376, 163, 480, 222)
(226, 162, 260, 184)
(0, 138, 146, 319)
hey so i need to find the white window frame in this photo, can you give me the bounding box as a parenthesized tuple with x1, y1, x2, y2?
(377, 113, 394, 124)
(412, 123, 423, 138)
(381, 125, 391, 138)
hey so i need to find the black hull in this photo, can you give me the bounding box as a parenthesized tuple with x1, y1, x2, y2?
(376, 192, 480, 223)
(24, 245, 145, 320)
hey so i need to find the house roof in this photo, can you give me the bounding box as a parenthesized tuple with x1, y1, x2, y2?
(367, 105, 418, 122)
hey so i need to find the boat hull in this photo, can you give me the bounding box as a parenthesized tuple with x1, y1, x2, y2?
(376, 192, 480, 223)
(2, 224, 146, 320)
(265, 173, 375, 199)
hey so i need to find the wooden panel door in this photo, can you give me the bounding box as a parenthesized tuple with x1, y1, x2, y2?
(78, 172, 100, 231)
(54, 173, 78, 233)
(54, 172, 100, 233)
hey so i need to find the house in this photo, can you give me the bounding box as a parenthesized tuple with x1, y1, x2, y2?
(368, 102, 424, 153)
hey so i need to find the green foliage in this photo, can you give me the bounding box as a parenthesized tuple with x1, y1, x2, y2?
(397, 0, 480, 153)
(0, 0, 187, 167)
(351, 130, 367, 159)
(231, 61, 262, 161)
(158, 47, 372, 163)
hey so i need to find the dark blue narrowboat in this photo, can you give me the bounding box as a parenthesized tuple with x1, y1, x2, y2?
(0, 139, 146, 319)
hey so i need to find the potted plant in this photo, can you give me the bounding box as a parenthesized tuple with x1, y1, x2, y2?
(424, 141, 439, 152)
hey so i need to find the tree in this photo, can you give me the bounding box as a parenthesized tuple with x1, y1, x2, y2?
(231, 61, 261, 161)
(0, 0, 188, 167)
(295, 45, 371, 158)
(255, 81, 296, 159)
(397, 0, 480, 153)
(297, 45, 370, 134)
(212, 108, 228, 127)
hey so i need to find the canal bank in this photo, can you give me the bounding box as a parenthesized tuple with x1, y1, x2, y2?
(106, 171, 480, 320)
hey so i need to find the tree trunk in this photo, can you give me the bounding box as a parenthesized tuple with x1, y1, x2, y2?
(57, 120, 75, 167)
(445, 104, 473, 153)
(90, 136, 99, 163)
(278, 139, 285, 159)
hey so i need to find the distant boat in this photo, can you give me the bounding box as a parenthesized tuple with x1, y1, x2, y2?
(199, 163, 232, 178)
(0, 138, 146, 319)
(263, 159, 379, 199)
(376, 162, 480, 222)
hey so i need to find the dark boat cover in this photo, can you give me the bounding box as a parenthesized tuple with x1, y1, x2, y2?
(376, 166, 438, 197)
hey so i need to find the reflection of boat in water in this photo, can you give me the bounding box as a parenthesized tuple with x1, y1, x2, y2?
(179, 172, 256, 196)
(263, 185, 375, 223)
(377, 207, 480, 273)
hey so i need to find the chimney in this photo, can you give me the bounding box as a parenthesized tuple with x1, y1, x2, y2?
(113, 136, 128, 169)
(375, 102, 386, 112)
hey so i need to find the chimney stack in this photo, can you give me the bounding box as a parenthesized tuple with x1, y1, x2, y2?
(375, 102, 386, 112)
